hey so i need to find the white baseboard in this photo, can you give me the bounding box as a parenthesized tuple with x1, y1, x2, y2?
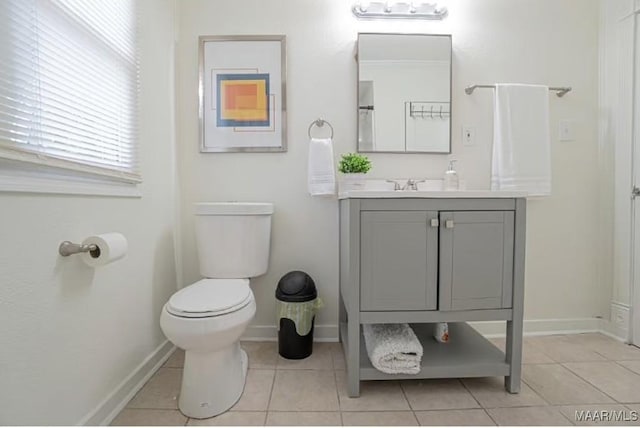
(242, 318, 613, 342)
(242, 324, 339, 342)
(78, 340, 175, 426)
(469, 317, 604, 338)
(601, 302, 631, 342)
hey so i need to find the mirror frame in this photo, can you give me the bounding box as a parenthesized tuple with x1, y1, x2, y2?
(356, 33, 452, 154)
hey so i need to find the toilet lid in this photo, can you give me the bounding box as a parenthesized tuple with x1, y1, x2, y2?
(166, 278, 252, 318)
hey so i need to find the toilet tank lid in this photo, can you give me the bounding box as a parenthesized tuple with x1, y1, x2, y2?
(195, 202, 274, 216)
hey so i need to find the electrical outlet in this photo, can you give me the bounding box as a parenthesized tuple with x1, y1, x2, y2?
(462, 126, 475, 146)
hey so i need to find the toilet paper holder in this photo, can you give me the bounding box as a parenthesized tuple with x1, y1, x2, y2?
(58, 241, 100, 258)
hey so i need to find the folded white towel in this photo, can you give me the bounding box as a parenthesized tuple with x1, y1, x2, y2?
(308, 137, 336, 196)
(363, 323, 423, 375)
(491, 84, 551, 196)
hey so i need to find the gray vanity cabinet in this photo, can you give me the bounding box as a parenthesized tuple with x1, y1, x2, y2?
(360, 211, 438, 311)
(339, 197, 526, 398)
(439, 211, 514, 311)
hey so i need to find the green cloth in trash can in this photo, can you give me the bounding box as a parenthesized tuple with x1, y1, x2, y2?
(276, 298, 324, 336)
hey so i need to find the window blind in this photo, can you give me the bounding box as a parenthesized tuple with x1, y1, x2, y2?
(0, 0, 140, 183)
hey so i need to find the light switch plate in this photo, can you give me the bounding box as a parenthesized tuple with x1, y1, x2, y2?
(559, 120, 575, 142)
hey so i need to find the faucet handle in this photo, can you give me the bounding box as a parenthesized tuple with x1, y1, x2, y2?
(406, 179, 426, 190)
(386, 179, 405, 191)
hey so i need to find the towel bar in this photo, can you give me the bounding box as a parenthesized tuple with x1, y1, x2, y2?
(465, 84, 572, 97)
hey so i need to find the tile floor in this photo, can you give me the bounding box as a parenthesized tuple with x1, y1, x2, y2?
(111, 334, 640, 426)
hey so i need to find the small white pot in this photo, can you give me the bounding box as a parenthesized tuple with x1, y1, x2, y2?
(341, 173, 367, 191)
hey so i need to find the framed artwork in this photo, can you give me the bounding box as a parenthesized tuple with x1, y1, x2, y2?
(199, 35, 287, 152)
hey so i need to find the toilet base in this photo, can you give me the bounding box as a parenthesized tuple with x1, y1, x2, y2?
(178, 343, 248, 419)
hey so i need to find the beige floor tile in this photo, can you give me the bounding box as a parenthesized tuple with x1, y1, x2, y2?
(265, 411, 342, 426)
(242, 341, 279, 369)
(164, 349, 185, 368)
(127, 368, 182, 409)
(401, 379, 479, 410)
(567, 334, 640, 361)
(110, 409, 187, 426)
(230, 369, 275, 411)
(564, 361, 640, 403)
(618, 360, 640, 375)
(486, 406, 573, 426)
(276, 342, 334, 370)
(187, 411, 266, 426)
(526, 335, 608, 363)
(626, 404, 640, 421)
(491, 337, 554, 364)
(522, 364, 613, 405)
(269, 370, 339, 411)
(462, 376, 546, 408)
(414, 409, 495, 426)
(342, 411, 418, 426)
(336, 371, 409, 411)
(558, 404, 638, 426)
(331, 342, 346, 370)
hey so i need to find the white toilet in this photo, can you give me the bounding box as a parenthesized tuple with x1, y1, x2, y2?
(160, 202, 273, 419)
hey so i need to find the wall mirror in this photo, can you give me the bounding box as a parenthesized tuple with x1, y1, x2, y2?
(357, 33, 452, 153)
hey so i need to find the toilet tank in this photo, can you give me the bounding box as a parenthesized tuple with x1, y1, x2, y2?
(194, 202, 273, 278)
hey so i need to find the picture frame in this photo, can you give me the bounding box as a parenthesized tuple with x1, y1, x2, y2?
(199, 35, 287, 152)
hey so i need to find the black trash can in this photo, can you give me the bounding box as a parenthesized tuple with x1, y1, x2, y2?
(275, 271, 322, 359)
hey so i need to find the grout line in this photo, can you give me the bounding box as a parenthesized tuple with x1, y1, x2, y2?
(265, 365, 277, 412)
(458, 378, 483, 409)
(554, 405, 578, 426)
(481, 408, 499, 426)
(410, 409, 420, 426)
(612, 360, 640, 375)
(560, 362, 620, 404)
(398, 379, 414, 411)
(333, 368, 343, 412)
(520, 373, 551, 406)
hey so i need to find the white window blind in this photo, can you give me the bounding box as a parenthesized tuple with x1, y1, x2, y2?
(0, 0, 140, 183)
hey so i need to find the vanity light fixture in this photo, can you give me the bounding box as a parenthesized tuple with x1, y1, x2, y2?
(352, 1, 448, 20)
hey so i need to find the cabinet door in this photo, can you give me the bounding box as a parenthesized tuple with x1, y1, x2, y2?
(360, 211, 438, 311)
(439, 211, 514, 311)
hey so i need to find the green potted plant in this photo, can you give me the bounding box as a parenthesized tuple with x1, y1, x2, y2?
(338, 153, 372, 190)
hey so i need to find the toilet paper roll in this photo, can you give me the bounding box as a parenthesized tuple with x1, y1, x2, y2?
(81, 233, 128, 267)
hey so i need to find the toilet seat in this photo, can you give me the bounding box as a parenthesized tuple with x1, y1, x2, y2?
(166, 278, 252, 318)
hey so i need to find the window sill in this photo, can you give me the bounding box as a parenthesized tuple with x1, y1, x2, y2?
(0, 159, 141, 198)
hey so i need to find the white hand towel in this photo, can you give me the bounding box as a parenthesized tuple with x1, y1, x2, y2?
(363, 323, 423, 375)
(492, 84, 551, 196)
(308, 137, 336, 196)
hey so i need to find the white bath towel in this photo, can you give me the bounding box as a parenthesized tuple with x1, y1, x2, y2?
(491, 84, 551, 196)
(363, 323, 423, 375)
(308, 137, 336, 196)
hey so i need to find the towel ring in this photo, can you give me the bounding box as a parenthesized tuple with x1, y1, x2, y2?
(308, 118, 334, 139)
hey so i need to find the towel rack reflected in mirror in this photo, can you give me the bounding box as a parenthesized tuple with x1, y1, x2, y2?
(465, 85, 572, 97)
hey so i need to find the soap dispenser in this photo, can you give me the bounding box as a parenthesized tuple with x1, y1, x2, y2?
(443, 160, 459, 191)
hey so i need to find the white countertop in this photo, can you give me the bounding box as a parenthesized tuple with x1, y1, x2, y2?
(338, 189, 529, 199)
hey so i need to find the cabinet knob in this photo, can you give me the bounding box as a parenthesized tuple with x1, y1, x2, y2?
(445, 220, 454, 229)
(430, 219, 439, 227)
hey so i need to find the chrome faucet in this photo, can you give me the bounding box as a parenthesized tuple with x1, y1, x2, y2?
(386, 179, 405, 191)
(386, 179, 426, 191)
(405, 179, 426, 191)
